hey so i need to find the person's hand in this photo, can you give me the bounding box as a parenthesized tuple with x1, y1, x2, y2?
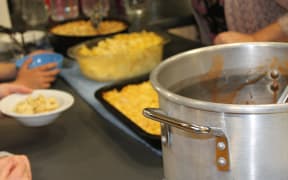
(0, 83, 32, 99)
(0, 155, 32, 180)
(214, 31, 256, 44)
(0, 83, 32, 117)
(14, 58, 60, 89)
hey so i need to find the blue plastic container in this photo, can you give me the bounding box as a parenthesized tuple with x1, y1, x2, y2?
(16, 53, 63, 69)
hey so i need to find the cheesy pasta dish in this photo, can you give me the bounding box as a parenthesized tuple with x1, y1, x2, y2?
(78, 31, 163, 56)
(103, 81, 161, 135)
(75, 31, 164, 81)
(14, 94, 59, 114)
(50, 20, 127, 36)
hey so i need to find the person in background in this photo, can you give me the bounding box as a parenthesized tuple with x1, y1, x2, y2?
(0, 85, 33, 180)
(0, 50, 60, 180)
(0, 83, 31, 99)
(0, 155, 32, 180)
(191, 0, 288, 45)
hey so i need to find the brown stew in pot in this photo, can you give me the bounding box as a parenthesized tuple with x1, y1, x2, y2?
(170, 71, 288, 105)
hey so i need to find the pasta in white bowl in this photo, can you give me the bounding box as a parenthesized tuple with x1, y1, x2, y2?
(0, 89, 74, 127)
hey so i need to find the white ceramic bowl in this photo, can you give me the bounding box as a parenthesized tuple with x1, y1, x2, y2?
(0, 89, 74, 127)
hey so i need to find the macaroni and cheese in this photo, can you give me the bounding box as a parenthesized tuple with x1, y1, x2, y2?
(51, 20, 127, 36)
(74, 31, 164, 81)
(103, 81, 161, 135)
(14, 94, 59, 114)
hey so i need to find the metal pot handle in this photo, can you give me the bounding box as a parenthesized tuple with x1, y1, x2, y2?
(143, 108, 225, 137)
(143, 108, 231, 171)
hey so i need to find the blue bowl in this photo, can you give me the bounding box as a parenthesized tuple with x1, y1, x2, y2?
(16, 53, 63, 69)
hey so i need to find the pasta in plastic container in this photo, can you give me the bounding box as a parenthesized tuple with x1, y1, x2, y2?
(68, 31, 167, 82)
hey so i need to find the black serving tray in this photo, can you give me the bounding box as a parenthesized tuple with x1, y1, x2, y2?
(94, 75, 161, 150)
(48, 17, 129, 56)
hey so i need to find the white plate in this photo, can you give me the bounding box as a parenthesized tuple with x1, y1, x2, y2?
(0, 89, 74, 127)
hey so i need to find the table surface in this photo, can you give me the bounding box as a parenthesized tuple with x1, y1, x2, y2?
(0, 28, 202, 180)
(0, 78, 163, 180)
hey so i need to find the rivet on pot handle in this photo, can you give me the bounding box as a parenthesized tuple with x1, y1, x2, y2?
(143, 108, 230, 171)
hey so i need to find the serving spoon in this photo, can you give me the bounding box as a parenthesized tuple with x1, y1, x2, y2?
(277, 85, 288, 104)
(90, 11, 103, 28)
(90, 7, 104, 28)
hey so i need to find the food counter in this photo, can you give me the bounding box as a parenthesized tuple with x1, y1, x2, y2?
(0, 22, 202, 179)
(0, 78, 163, 180)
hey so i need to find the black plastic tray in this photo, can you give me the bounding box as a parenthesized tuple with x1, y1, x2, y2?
(94, 75, 161, 150)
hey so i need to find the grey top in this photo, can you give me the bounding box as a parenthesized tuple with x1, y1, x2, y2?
(225, 0, 288, 34)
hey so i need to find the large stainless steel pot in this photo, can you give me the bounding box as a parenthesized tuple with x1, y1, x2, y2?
(143, 43, 288, 180)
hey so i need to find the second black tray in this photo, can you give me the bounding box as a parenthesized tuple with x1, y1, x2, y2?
(94, 75, 161, 150)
